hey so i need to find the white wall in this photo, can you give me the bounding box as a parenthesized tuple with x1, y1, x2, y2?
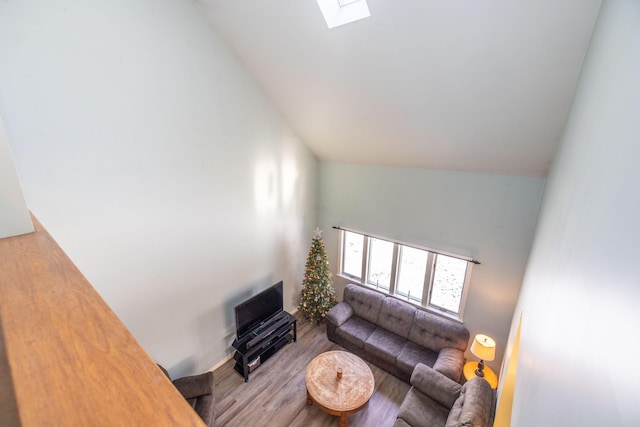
(0, 116, 33, 238)
(318, 162, 545, 371)
(0, 0, 317, 377)
(504, 0, 640, 425)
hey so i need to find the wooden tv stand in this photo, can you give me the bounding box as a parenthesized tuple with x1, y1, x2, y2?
(232, 311, 297, 382)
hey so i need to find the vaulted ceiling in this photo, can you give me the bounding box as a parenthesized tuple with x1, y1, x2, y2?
(198, 0, 602, 177)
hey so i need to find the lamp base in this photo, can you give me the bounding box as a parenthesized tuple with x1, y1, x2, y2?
(475, 360, 485, 377)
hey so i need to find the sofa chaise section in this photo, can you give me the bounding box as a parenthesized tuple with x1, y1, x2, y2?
(394, 363, 495, 427)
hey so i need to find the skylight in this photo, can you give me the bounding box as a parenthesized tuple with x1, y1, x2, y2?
(337, 0, 360, 6)
(316, 0, 370, 29)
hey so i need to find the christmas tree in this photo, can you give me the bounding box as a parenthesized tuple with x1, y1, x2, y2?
(299, 227, 337, 324)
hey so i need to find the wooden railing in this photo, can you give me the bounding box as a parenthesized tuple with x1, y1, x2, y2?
(0, 215, 205, 426)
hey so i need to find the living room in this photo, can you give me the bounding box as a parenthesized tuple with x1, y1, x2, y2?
(1, 0, 639, 426)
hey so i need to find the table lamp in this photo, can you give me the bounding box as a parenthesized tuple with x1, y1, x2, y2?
(470, 334, 495, 377)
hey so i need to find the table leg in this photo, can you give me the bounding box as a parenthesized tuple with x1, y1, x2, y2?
(306, 389, 312, 405)
(339, 414, 347, 427)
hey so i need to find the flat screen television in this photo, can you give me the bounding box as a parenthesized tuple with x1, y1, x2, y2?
(234, 281, 284, 340)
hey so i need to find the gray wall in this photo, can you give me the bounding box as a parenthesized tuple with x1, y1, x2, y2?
(0, 116, 33, 238)
(318, 162, 545, 371)
(0, 0, 317, 377)
(504, 0, 640, 425)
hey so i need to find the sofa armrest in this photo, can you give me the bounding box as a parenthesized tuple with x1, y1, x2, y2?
(172, 371, 215, 400)
(410, 363, 461, 409)
(433, 347, 465, 382)
(325, 302, 354, 327)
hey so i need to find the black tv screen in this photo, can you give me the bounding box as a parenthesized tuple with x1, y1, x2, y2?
(234, 281, 284, 340)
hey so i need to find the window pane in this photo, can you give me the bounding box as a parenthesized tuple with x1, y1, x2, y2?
(430, 255, 467, 313)
(367, 238, 393, 290)
(342, 231, 363, 278)
(396, 246, 427, 301)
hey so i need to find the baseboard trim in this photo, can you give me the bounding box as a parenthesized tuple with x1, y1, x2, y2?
(209, 353, 233, 372)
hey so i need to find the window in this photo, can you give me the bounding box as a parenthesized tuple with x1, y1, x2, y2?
(430, 254, 468, 313)
(341, 231, 364, 279)
(338, 230, 473, 320)
(366, 238, 394, 290)
(396, 246, 428, 302)
(315, 0, 370, 29)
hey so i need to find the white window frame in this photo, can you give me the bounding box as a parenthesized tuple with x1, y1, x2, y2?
(365, 237, 396, 291)
(338, 229, 474, 321)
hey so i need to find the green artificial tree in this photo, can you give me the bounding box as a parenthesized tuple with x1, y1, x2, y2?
(299, 227, 337, 324)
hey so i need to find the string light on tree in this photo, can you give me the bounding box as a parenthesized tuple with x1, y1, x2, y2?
(299, 227, 336, 324)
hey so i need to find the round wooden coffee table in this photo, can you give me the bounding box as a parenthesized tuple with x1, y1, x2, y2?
(305, 350, 375, 427)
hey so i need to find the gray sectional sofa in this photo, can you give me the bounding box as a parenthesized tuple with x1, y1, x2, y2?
(394, 363, 495, 427)
(325, 283, 470, 383)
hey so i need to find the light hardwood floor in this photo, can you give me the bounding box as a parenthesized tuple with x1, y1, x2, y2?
(0, 216, 203, 426)
(214, 313, 410, 427)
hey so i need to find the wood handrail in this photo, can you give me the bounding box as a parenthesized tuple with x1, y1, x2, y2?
(0, 215, 205, 426)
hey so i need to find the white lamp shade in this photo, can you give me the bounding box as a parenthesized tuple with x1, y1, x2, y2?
(470, 334, 496, 361)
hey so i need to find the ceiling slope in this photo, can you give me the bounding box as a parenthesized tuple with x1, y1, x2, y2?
(198, 0, 602, 177)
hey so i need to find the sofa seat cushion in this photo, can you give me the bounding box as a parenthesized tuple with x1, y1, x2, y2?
(363, 327, 408, 364)
(334, 316, 377, 349)
(397, 341, 438, 380)
(445, 377, 494, 427)
(397, 388, 450, 427)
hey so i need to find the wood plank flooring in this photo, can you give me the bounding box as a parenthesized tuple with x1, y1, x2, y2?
(214, 313, 410, 427)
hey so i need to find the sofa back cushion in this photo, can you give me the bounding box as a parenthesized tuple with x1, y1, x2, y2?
(410, 363, 461, 409)
(445, 377, 495, 427)
(377, 297, 416, 339)
(343, 284, 385, 324)
(408, 309, 470, 353)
